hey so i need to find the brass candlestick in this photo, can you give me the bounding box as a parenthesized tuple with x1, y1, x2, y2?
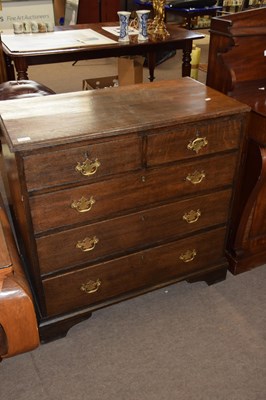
(152, 0, 170, 40)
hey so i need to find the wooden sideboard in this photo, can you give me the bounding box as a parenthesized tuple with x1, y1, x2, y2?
(0, 78, 249, 342)
(206, 8, 266, 274)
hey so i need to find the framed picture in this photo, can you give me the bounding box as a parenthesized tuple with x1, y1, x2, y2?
(0, 0, 55, 31)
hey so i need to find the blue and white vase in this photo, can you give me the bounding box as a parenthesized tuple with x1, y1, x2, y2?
(136, 10, 150, 42)
(117, 11, 131, 43)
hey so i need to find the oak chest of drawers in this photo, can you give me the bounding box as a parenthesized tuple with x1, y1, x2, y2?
(0, 78, 250, 342)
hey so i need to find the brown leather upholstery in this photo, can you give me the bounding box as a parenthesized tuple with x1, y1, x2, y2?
(0, 80, 55, 151)
(0, 80, 55, 100)
(0, 194, 40, 361)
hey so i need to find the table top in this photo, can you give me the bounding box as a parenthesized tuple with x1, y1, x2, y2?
(0, 77, 250, 152)
(1, 23, 205, 57)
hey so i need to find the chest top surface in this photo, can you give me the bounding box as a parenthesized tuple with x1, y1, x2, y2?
(0, 78, 250, 152)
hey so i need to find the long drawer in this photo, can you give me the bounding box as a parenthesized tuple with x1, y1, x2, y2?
(37, 189, 232, 275)
(43, 227, 226, 316)
(29, 152, 237, 233)
(23, 136, 142, 191)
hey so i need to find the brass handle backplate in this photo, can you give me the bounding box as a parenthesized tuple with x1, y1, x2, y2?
(183, 209, 201, 224)
(186, 170, 206, 185)
(75, 157, 101, 176)
(179, 249, 197, 263)
(71, 196, 95, 213)
(80, 279, 101, 294)
(76, 236, 99, 252)
(187, 137, 208, 154)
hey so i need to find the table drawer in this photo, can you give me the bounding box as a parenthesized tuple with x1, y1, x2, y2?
(147, 118, 241, 166)
(37, 189, 232, 275)
(23, 136, 142, 191)
(30, 152, 237, 233)
(43, 227, 226, 316)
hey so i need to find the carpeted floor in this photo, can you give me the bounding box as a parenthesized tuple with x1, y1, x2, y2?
(1, 265, 266, 399)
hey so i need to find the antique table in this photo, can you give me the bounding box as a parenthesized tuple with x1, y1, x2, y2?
(1, 23, 204, 81)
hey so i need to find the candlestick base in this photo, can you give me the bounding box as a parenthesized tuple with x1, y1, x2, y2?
(152, 23, 170, 41)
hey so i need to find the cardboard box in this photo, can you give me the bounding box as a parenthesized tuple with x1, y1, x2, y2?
(83, 76, 118, 90)
(82, 55, 144, 90)
(118, 56, 144, 86)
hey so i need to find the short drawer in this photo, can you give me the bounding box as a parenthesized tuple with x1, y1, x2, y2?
(37, 189, 232, 275)
(29, 152, 237, 233)
(147, 117, 241, 166)
(43, 227, 227, 316)
(23, 136, 142, 191)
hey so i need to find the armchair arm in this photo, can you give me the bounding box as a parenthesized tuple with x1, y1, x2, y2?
(0, 195, 39, 360)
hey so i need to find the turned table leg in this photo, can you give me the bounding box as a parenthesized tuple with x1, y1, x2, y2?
(182, 41, 192, 77)
(147, 52, 156, 82)
(14, 57, 29, 80)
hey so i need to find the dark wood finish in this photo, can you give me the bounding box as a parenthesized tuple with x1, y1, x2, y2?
(206, 7, 266, 274)
(36, 190, 232, 275)
(38, 310, 92, 343)
(77, 0, 99, 23)
(206, 9, 266, 94)
(1, 23, 204, 81)
(0, 78, 249, 341)
(0, 325, 8, 360)
(77, 0, 121, 23)
(186, 262, 227, 285)
(43, 227, 227, 316)
(101, 0, 121, 22)
(30, 153, 237, 233)
(0, 47, 7, 84)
